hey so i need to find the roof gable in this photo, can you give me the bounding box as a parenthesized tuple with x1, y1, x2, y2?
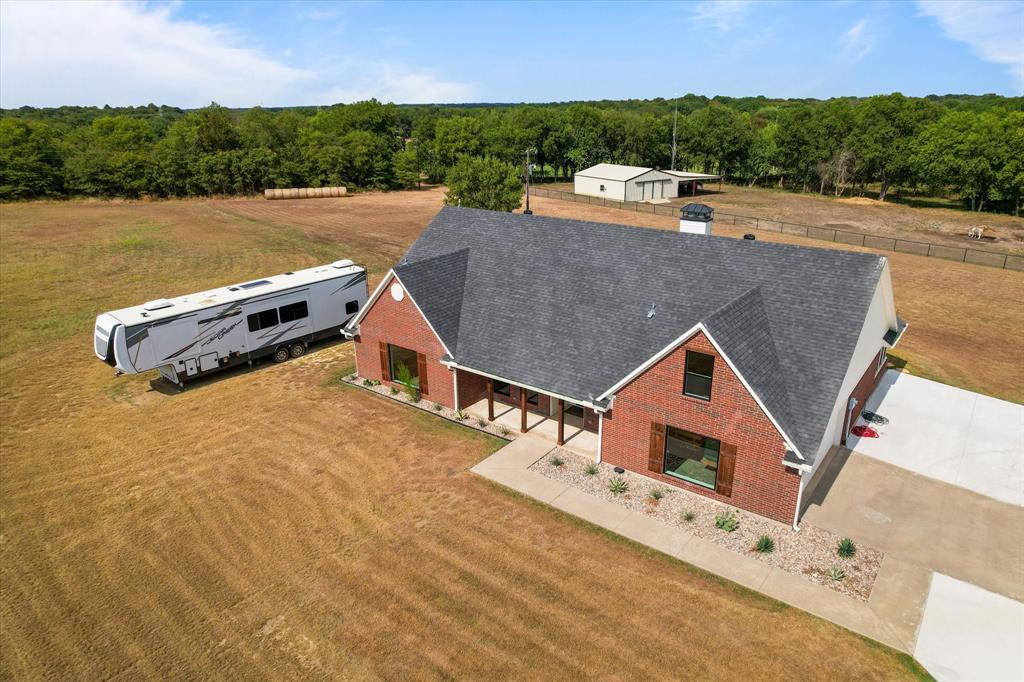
(394, 249, 469, 352)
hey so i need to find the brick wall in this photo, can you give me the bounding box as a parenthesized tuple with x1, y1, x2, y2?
(456, 369, 488, 409)
(601, 331, 800, 524)
(841, 349, 886, 444)
(353, 274, 455, 408)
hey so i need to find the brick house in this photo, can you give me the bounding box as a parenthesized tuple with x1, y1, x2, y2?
(345, 207, 906, 528)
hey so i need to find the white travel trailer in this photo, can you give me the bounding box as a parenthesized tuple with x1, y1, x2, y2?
(94, 260, 367, 385)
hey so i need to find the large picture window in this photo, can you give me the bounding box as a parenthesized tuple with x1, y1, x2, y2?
(388, 344, 419, 386)
(683, 351, 714, 400)
(664, 426, 720, 489)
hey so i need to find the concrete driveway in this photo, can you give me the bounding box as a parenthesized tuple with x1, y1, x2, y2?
(803, 450, 1024, 601)
(915, 574, 1024, 682)
(803, 451, 1024, 680)
(848, 371, 1023, 506)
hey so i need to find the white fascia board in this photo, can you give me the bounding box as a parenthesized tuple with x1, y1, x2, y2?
(344, 268, 395, 330)
(597, 322, 804, 461)
(391, 272, 453, 358)
(440, 359, 607, 412)
(343, 268, 454, 358)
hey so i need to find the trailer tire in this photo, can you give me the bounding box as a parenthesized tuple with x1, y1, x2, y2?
(273, 346, 290, 363)
(289, 342, 306, 359)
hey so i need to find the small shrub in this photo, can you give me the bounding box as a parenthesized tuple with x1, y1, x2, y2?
(371, 379, 381, 386)
(837, 537, 857, 558)
(433, 402, 442, 411)
(827, 565, 846, 582)
(389, 386, 399, 395)
(455, 409, 468, 421)
(549, 455, 564, 467)
(362, 378, 373, 387)
(347, 374, 357, 381)
(476, 417, 487, 427)
(754, 535, 775, 554)
(499, 425, 510, 437)
(714, 510, 739, 532)
(682, 510, 695, 522)
(608, 477, 628, 495)
(648, 487, 665, 501)
(583, 462, 599, 476)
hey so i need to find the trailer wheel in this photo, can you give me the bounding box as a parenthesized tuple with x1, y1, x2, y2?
(273, 346, 290, 363)
(289, 342, 306, 359)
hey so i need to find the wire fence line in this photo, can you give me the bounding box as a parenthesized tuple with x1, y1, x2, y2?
(530, 187, 1024, 272)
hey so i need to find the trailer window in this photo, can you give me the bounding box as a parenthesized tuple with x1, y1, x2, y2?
(279, 301, 308, 323)
(346, 300, 359, 315)
(247, 308, 279, 332)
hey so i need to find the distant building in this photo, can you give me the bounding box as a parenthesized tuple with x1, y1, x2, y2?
(574, 163, 721, 202)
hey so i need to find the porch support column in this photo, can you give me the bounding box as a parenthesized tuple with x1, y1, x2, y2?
(557, 399, 564, 446)
(486, 378, 494, 421)
(519, 388, 528, 433)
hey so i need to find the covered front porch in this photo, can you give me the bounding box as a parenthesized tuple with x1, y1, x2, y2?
(462, 379, 600, 460)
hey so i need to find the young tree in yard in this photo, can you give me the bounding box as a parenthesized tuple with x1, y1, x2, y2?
(443, 156, 522, 212)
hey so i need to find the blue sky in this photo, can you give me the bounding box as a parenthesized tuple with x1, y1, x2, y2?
(1, 0, 1021, 108)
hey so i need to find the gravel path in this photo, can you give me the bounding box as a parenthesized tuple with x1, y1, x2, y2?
(533, 449, 881, 601)
(343, 375, 516, 441)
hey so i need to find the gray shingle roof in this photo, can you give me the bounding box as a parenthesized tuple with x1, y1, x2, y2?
(392, 206, 888, 462)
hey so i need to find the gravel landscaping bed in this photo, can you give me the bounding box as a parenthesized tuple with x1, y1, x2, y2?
(532, 449, 882, 601)
(343, 375, 516, 441)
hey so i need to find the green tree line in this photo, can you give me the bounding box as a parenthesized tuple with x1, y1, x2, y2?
(1, 94, 1021, 213)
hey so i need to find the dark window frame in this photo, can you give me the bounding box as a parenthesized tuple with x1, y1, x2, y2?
(279, 300, 309, 323)
(387, 344, 419, 387)
(247, 307, 279, 332)
(683, 350, 714, 401)
(493, 380, 512, 397)
(663, 425, 720, 490)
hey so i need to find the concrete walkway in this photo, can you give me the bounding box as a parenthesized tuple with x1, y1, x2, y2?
(472, 433, 928, 654)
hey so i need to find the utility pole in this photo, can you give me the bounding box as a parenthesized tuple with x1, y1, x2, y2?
(670, 107, 678, 171)
(524, 147, 536, 215)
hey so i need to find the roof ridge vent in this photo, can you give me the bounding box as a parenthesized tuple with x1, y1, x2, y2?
(647, 303, 657, 319)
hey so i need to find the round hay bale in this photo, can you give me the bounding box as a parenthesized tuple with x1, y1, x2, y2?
(264, 189, 273, 200)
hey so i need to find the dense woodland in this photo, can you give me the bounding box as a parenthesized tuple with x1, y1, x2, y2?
(1, 93, 1022, 213)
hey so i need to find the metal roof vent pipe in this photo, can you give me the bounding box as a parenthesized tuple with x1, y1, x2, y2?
(679, 203, 713, 236)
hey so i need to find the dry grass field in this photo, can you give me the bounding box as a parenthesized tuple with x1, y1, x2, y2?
(0, 190, 934, 680)
(543, 181, 1024, 255)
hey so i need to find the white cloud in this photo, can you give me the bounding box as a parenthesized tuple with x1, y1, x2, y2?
(840, 18, 873, 63)
(0, 0, 474, 107)
(690, 0, 754, 32)
(916, 0, 1024, 88)
(316, 62, 474, 105)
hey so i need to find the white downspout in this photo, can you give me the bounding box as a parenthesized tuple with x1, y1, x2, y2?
(792, 472, 806, 531)
(452, 368, 460, 412)
(596, 413, 604, 463)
